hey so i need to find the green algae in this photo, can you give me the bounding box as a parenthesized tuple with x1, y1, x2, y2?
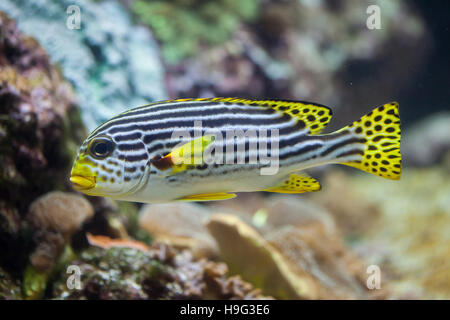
(132, 0, 260, 63)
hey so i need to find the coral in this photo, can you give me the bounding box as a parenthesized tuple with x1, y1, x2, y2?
(52, 243, 269, 300)
(0, 0, 167, 130)
(0, 266, 22, 299)
(139, 203, 218, 258)
(22, 264, 48, 300)
(132, 0, 260, 64)
(208, 193, 336, 235)
(206, 213, 374, 299)
(27, 192, 94, 236)
(0, 11, 85, 276)
(207, 213, 300, 299)
(24, 191, 93, 274)
(262, 196, 336, 235)
(28, 231, 66, 273)
(337, 167, 450, 299)
(17, 192, 93, 298)
(266, 224, 373, 299)
(308, 170, 380, 237)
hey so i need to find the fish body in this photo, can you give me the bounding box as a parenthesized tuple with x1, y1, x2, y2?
(70, 98, 401, 203)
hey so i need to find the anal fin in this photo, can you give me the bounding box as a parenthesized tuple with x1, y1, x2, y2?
(262, 173, 321, 194)
(178, 192, 236, 202)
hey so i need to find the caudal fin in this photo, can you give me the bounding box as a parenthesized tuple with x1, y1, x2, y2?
(340, 102, 402, 180)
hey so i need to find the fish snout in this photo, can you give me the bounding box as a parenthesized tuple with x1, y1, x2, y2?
(70, 174, 96, 190)
(70, 160, 97, 191)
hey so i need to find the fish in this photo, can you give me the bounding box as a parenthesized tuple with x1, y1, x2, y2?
(70, 98, 401, 203)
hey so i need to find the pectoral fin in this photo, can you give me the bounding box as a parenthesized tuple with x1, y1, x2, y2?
(178, 192, 236, 202)
(262, 173, 321, 194)
(151, 135, 215, 173)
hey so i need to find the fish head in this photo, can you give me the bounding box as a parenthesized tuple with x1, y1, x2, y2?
(70, 134, 146, 197)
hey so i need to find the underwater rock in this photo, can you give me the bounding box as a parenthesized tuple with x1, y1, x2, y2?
(0, 11, 86, 275)
(81, 196, 125, 238)
(208, 193, 336, 235)
(139, 203, 218, 259)
(28, 232, 66, 273)
(27, 192, 93, 272)
(206, 213, 374, 299)
(266, 224, 373, 299)
(401, 112, 450, 166)
(27, 192, 94, 237)
(164, 0, 428, 128)
(308, 170, 380, 237)
(52, 243, 269, 300)
(0, 266, 22, 299)
(334, 167, 450, 299)
(263, 196, 336, 235)
(206, 213, 302, 299)
(208, 193, 268, 223)
(0, 0, 167, 130)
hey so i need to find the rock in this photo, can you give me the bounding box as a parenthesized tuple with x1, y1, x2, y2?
(207, 213, 302, 299)
(206, 213, 374, 299)
(308, 170, 380, 236)
(26, 191, 93, 272)
(0, 0, 167, 130)
(28, 192, 94, 236)
(208, 193, 269, 225)
(0, 266, 22, 299)
(336, 167, 450, 299)
(52, 243, 270, 300)
(28, 232, 66, 272)
(139, 203, 218, 259)
(266, 224, 373, 299)
(208, 193, 336, 235)
(0, 11, 86, 275)
(263, 196, 336, 235)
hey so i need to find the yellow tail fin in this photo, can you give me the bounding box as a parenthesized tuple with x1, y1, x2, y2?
(341, 102, 402, 180)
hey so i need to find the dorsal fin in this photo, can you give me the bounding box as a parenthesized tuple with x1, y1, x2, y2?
(209, 98, 333, 134)
(112, 97, 334, 135)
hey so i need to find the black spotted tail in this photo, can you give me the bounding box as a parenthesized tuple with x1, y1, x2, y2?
(340, 102, 402, 180)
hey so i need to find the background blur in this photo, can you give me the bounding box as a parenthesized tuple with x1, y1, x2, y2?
(0, 0, 448, 300)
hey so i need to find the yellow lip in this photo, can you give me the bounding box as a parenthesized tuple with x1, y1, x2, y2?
(70, 175, 96, 190)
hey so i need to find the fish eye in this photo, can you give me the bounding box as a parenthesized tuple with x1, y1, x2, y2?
(89, 137, 115, 159)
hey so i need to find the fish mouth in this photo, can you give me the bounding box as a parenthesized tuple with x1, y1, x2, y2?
(70, 175, 96, 190)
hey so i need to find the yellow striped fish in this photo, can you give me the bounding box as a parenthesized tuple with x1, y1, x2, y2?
(70, 98, 401, 203)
